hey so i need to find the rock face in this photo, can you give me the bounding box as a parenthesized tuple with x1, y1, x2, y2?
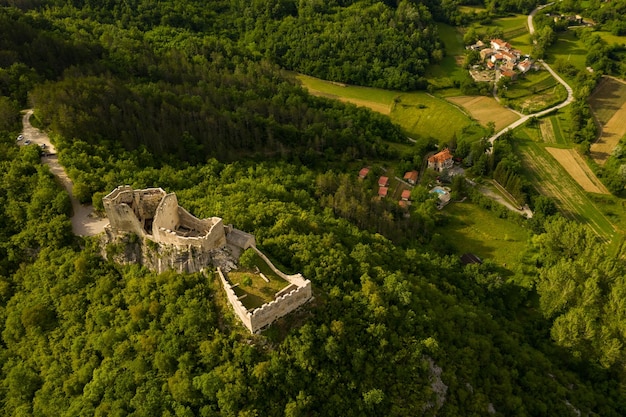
(101, 186, 247, 273)
(102, 228, 239, 274)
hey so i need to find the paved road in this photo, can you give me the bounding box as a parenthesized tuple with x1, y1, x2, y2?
(20, 109, 108, 236)
(488, 2, 573, 145)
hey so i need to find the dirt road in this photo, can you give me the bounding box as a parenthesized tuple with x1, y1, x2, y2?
(21, 109, 108, 236)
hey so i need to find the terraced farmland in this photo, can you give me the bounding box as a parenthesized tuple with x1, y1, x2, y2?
(589, 77, 626, 165)
(519, 140, 615, 238)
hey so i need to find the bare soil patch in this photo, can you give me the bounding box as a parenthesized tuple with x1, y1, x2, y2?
(306, 89, 391, 115)
(447, 95, 520, 131)
(589, 77, 626, 165)
(539, 119, 555, 143)
(545, 147, 609, 194)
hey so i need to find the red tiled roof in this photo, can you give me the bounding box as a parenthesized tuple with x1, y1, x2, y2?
(378, 176, 389, 186)
(378, 186, 388, 197)
(401, 189, 411, 200)
(501, 69, 516, 77)
(403, 170, 418, 183)
(399, 200, 409, 208)
(428, 148, 453, 163)
(359, 167, 370, 178)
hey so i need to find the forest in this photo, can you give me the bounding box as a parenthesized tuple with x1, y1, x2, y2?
(2, 0, 626, 415)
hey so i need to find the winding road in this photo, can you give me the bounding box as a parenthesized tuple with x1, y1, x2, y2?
(488, 3, 574, 145)
(20, 109, 109, 236)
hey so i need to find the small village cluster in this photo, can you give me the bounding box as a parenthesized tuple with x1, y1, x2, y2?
(469, 38, 533, 81)
(359, 148, 454, 209)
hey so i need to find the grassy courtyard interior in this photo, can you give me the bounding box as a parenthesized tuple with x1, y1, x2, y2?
(227, 253, 290, 310)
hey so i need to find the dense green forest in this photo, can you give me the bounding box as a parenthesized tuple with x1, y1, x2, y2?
(2, 0, 626, 415)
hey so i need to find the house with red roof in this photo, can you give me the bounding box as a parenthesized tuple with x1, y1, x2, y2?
(427, 149, 454, 172)
(403, 170, 418, 185)
(378, 187, 388, 198)
(401, 189, 411, 201)
(358, 167, 370, 179)
(378, 176, 389, 187)
(517, 59, 532, 73)
(490, 38, 511, 51)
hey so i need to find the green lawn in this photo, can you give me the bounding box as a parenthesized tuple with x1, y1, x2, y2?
(226, 250, 293, 310)
(439, 201, 530, 268)
(546, 30, 588, 74)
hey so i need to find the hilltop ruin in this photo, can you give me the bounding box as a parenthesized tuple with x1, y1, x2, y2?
(102, 186, 312, 333)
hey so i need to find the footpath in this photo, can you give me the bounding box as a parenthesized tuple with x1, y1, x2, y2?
(20, 109, 108, 236)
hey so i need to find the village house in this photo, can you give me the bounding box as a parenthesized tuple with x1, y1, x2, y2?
(378, 186, 389, 198)
(428, 149, 454, 172)
(358, 167, 370, 179)
(378, 176, 389, 187)
(490, 38, 511, 51)
(517, 59, 532, 73)
(404, 170, 418, 185)
(401, 189, 411, 201)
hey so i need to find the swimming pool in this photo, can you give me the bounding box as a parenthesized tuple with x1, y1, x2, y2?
(432, 186, 448, 195)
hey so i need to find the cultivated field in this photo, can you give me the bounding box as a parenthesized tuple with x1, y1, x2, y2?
(519, 141, 615, 238)
(539, 119, 556, 143)
(506, 70, 567, 113)
(589, 77, 626, 164)
(545, 147, 610, 194)
(447, 96, 520, 131)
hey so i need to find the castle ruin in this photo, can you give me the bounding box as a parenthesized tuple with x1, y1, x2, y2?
(102, 186, 312, 333)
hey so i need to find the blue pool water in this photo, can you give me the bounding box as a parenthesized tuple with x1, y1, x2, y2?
(432, 187, 447, 195)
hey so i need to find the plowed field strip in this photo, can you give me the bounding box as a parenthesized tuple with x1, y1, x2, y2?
(545, 147, 610, 194)
(520, 143, 615, 238)
(540, 120, 555, 143)
(447, 96, 520, 131)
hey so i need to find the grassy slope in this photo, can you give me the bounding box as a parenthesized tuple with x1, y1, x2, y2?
(546, 29, 587, 73)
(296, 74, 483, 142)
(439, 201, 530, 267)
(426, 23, 468, 89)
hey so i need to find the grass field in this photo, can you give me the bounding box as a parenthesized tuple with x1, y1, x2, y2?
(297, 74, 398, 114)
(547, 30, 587, 73)
(439, 201, 530, 267)
(505, 70, 567, 113)
(446, 96, 520, 131)
(589, 77, 626, 165)
(297, 74, 485, 142)
(596, 31, 626, 46)
(426, 23, 468, 89)
(518, 139, 616, 238)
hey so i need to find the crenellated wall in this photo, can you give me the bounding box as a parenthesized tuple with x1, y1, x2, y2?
(217, 267, 252, 330)
(217, 264, 312, 334)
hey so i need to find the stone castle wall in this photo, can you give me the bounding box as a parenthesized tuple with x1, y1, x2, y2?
(217, 267, 253, 330)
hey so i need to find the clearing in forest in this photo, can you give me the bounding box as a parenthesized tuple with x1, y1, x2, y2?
(519, 141, 615, 238)
(589, 77, 626, 165)
(298, 75, 393, 115)
(545, 147, 610, 194)
(447, 96, 520, 131)
(439, 201, 529, 268)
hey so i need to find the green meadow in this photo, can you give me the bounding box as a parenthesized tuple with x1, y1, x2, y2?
(296, 74, 485, 143)
(439, 201, 530, 268)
